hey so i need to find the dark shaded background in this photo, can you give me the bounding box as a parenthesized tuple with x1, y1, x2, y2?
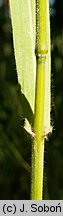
(0, 0, 63, 199)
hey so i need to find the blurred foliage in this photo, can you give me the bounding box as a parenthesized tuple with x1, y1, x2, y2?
(0, 0, 63, 199)
(44, 0, 63, 199)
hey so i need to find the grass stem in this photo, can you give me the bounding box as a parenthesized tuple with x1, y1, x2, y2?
(31, 0, 48, 200)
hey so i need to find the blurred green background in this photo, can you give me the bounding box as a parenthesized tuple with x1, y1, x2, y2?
(0, 0, 63, 199)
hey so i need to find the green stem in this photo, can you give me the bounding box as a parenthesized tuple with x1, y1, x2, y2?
(31, 0, 48, 200)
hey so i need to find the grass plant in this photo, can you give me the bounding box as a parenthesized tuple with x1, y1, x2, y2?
(9, 0, 51, 200)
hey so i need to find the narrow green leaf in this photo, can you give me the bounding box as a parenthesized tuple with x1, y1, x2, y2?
(9, 0, 36, 126)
